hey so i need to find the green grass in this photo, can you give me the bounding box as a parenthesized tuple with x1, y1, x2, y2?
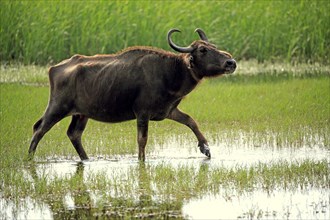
(1, 1, 329, 64)
(1, 1, 329, 216)
(0, 64, 329, 165)
(0, 63, 329, 218)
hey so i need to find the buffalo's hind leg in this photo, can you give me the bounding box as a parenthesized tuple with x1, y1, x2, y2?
(167, 108, 211, 158)
(67, 115, 89, 160)
(28, 111, 66, 160)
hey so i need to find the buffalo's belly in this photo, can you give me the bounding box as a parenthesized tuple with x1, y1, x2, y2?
(75, 100, 136, 123)
(87, 110, 136, 123)
(75, 102, 175, 123)
(74, 87, 139, 122)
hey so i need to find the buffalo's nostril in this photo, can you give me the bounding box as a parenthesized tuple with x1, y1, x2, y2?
(226, 59, 236, 67)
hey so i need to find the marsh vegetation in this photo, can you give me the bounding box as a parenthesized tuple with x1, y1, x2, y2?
(1, 1, 329, 64)
(1, 62, 329, 219)
(0, 1, 329, 219)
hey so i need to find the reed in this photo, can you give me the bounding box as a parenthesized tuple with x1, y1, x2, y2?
(1, 0, 329, 64)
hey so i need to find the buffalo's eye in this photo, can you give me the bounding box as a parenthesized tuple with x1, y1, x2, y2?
(199, 47, 208, 54)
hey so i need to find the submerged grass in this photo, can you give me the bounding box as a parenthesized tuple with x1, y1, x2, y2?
(2, 159, 328, 219)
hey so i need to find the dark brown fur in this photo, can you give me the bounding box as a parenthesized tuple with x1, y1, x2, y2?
(28, 31, 236, 161)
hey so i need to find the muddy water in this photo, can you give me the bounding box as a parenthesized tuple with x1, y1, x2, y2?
(1, 134, 329, 219)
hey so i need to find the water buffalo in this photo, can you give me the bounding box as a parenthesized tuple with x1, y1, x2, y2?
(28, 28, 236, 161)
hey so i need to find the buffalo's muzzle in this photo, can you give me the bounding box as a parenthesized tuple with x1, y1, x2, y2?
(225, 59, 236, 73)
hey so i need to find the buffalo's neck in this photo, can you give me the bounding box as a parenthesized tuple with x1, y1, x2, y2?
(180, 67, 201, 96)
(167, 56, 201, 98)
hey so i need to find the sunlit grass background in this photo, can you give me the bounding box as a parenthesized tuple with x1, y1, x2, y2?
(1, 0, 329, 64)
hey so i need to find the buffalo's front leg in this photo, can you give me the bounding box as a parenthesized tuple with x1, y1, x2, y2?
(136, 116, 149, 161)
(167, 108, 211, 158)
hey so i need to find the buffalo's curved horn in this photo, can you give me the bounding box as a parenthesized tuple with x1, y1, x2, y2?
(167, 29, 194, 53)
(195, 28, 208, 42)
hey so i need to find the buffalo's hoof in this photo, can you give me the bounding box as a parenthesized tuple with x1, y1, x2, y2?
(199, 144, 211, 158)
(27, 152, 35, 161)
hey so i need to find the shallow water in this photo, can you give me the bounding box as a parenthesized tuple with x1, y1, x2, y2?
(21, 138, 330, 181)
(182, 188, 330, 219)
(1, 134, 329, 219)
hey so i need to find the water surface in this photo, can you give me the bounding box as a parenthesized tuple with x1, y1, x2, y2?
(1, 133, 329, 219)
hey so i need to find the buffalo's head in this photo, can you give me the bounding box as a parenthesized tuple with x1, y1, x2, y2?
(168, 28, 236, 78)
